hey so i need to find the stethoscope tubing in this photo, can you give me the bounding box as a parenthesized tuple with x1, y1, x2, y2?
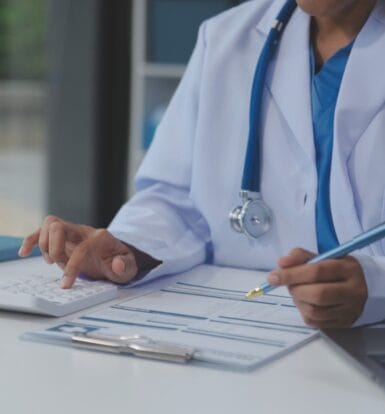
(230, 0, 297, 239)
(241, 0, 297, 193)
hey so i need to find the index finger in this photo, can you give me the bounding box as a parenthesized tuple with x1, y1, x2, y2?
(277, 248, 316, 268)
(267, 260, 346, 287)
(61, 243, 89, 288)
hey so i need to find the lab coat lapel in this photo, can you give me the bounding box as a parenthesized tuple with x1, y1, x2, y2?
(331, 1, 385, 245)
(256, 7, 315, 164)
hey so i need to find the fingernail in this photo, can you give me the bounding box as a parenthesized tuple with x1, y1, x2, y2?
(61, 275, 72, 289)
(116, 259, 126, 275)
(44, 253, 53, 264)
(18, 246, 24, 256)
(267, 272, 281, 286)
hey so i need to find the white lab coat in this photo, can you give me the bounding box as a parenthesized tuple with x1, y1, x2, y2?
(109, 0, 385, 325)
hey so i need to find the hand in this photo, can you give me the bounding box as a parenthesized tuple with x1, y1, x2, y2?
(267, 248, 368, 329)
(19, 215, 140, 288)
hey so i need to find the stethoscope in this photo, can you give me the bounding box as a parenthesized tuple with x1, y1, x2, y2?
(229, 0, 297, 239)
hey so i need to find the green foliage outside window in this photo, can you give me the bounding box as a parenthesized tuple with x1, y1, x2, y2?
(0, 0, 48, 79)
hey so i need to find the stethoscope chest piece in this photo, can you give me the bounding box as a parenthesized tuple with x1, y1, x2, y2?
(229, 0, 296, 240)
(229, 192, 272, 239)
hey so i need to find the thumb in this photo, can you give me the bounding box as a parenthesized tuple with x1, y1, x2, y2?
(107, 251, 138, 284)
(277, 248, 316, 269)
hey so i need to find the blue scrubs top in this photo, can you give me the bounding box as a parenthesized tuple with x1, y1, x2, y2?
(310, 42, 354, 253)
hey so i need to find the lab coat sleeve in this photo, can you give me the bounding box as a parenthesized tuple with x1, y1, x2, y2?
(352, 254, 385, 326)
(108, 23, 211, 285)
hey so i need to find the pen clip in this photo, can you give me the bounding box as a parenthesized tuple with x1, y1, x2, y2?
(72, 333, 194, 364)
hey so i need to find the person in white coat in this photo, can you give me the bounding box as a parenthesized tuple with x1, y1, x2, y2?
(20, 0, 385, 328)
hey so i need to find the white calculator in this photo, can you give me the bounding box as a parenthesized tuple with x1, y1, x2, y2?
(0, 272, 119, 317)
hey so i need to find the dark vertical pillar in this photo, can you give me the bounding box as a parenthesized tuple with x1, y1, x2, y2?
(47, 0, 131, 227)
(94, 0, 131, 226)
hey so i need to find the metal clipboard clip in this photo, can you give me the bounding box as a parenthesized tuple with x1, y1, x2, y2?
(71, 333, 195, 364)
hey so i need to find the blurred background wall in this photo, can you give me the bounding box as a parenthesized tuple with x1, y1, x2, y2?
(0, 0, 244, 237)
(0, 0, 48, 236)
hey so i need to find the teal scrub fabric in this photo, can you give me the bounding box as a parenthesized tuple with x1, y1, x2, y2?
(310, 42, 354, 253)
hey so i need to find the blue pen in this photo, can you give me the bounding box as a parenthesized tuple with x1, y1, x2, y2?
(246, 221, 385, 298)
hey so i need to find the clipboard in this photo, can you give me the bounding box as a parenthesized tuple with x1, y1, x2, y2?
(22, 265, 318, 370)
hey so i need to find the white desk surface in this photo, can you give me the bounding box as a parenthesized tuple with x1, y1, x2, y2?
(1, 258, 385, 414)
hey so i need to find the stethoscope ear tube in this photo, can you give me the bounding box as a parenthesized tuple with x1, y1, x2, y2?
(230, 0, 297, 239)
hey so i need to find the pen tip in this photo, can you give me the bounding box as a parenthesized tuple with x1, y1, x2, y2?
(245, 288, 263, 299)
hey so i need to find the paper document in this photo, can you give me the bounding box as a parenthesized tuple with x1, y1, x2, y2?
(25, 265, 318, 369)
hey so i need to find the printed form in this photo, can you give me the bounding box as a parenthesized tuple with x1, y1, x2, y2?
(27, 265, 318, 369)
